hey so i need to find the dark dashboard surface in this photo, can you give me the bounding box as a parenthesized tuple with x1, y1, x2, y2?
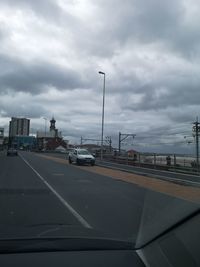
(0, 250, 144, 267)
(0, 212, 199, 267)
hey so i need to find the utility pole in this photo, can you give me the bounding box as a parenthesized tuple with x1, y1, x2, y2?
(43, 117, 47, 150)
(99, 71, 106, 160)
(118, 132, 136, 155)
(192, 117, 200, 170)
(109, 136, 112, 152)
(105, 136, 112, 152)
(119, 132, 121, 155)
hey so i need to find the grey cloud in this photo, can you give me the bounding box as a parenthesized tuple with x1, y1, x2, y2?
(118, 72, 200, 113)
(0, 55, 85, 94)
(0, 102, 46, 119)
(62, 126, 101, 140)
(138, 124, 190, 137)
(0, 0, 63, 22)
(131, 0, 182, 40)
(0, 26, 6, 41)
(93, 1, 179, 40)
(0, 0, 192, 61)
(0, 0, 81, 35)
(94, 0, 200, 59)
(69, 1, 200, 60)
(168, 112, 195, 124)
(166, 107, 199, 124)
(107, 73, 146, 94)
(142, 86, 200, 111)
(1, 0, 199, 61)
(0, 0, 199, 153)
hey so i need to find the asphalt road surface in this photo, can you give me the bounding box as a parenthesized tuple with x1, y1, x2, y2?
(35, 153, 200, 187)
(0, 151, 198, 242)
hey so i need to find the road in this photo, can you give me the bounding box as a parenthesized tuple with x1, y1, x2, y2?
(33, 153, 200, 187)
(0, 151, 199, 242)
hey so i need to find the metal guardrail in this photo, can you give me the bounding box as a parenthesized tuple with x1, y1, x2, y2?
(28, 150, 200, 176)
(96, 160, 200, 188)
(96, 154, 200, 175)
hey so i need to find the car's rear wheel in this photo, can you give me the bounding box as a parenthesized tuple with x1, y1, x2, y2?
(69, 157, 72, 164)
(91, 162, 95, 166)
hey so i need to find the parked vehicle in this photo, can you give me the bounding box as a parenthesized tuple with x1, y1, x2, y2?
(7, 148, 18, 156)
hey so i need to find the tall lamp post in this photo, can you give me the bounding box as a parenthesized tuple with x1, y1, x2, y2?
(43, 117, 47, 137)
(43, 117, 47, 150)
(99, 71, 106, 160)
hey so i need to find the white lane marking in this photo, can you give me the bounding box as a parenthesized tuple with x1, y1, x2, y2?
(19, 153, 92, 229)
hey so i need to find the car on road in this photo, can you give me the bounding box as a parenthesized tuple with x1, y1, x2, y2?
(69, 148, 95, 166)
(7, 148, 18, 156)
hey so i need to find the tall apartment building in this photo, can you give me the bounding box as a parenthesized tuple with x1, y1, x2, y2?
(9, 117, 30, 137)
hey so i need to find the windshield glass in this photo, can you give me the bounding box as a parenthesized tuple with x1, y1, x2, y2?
(78, 150, 90, 155)
(0, 0, 199, 252)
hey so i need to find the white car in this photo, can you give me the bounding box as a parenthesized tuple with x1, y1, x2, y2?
(69, 149, 95, 166)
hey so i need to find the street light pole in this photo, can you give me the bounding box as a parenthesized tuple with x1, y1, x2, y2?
(43, 117, 47, 137)
(43, 117, 47, 150)
(99, 71, 106, 160)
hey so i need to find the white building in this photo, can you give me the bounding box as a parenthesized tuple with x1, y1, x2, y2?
(9, 117, 30, 137)
(37, 117, 62, 139)
(36, 117, 64, 150)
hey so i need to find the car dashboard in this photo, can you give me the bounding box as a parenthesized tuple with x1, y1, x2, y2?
(0, 211, 199, 267)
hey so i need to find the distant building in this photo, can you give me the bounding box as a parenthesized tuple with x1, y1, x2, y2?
(0, 128, 4, 138)
(79, 144, 113, 157)
(37, 117, 62, 139)
(12, 136, 37, 150)
(9, 117, 30, 137)
(127, 149, 139, 160)
(37, 117, 67, 151)
(80, 144, 101, 153)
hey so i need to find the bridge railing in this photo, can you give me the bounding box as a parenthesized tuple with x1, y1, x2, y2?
(96, 152, 200, 174)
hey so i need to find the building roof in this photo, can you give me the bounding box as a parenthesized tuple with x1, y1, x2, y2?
(127, 149, 138, 153)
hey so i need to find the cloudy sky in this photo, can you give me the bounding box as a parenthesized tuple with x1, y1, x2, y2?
(0, 0, 200, 153)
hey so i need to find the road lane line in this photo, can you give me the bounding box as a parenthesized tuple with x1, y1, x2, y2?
(19, 153, 92, 229)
